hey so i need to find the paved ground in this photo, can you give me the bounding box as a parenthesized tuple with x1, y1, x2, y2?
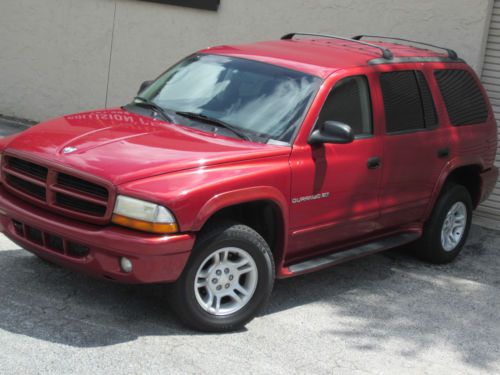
(0, 225, 499, 375)
(1, 119, 500, 374)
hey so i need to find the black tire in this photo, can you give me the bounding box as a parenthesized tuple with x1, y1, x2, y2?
(415, 184, 472, 264)
(168, 221, 275, 332)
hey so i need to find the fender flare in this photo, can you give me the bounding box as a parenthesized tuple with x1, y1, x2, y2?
(191, 186, 290, 264)
(423, 156, 484, 219)
(192, 186, 289, 232)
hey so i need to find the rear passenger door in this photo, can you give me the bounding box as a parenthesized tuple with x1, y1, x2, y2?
(377, 69, 449, 228)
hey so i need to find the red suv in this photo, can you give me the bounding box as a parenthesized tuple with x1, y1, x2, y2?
(0, 33, 497, 331)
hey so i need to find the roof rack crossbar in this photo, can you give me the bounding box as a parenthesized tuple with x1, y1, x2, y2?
(352, 35, 458, 60)
(281, 32, 393, 60)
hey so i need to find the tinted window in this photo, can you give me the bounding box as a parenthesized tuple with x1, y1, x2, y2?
(317, 76, 372, 136)
(434, 69, 488, 126)
(415, 72, 438, 127)
(380, 71, 437, 133)
(139, 54, 321, 143)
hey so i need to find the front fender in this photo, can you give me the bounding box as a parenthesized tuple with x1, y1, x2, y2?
(192, 185, 289, 231)
(118, 155, 291, 234)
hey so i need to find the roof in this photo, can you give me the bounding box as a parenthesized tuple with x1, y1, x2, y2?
(202, 36, 462, 78)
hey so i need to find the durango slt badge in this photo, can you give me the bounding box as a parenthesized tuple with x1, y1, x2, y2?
(292, 192, 330, 204)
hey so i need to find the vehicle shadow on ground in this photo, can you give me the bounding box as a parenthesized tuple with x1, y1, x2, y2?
(268, 224, 500, 370)
(0, 225, 498, 369)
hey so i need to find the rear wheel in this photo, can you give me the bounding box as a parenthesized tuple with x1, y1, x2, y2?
(168, 222, 275, 332)
(415, 184, 472, 264)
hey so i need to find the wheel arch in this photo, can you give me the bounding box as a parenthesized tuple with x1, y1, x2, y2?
(424, 161, 483, 219)
(192, 187, 289, 265)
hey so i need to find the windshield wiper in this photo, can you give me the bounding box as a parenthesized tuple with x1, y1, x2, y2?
(132, 96, 175, 123)
(175, 111, 252, 141)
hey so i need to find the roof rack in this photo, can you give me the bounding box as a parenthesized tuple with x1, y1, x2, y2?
(281, 32, 394, 60)
(352, 35, 458, 60)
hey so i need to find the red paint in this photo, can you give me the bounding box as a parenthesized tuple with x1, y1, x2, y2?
(0, 37, 497, 282)
(0, 184, 194, 283)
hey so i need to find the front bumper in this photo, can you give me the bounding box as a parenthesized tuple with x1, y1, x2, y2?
(0, 185, 195, 283)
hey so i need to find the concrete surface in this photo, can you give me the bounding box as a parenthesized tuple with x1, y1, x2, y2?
(0, 0, 493, 121)
(0, 224, 499, 374)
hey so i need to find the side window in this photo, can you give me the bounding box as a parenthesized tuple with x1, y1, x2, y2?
(380, 70, 437, 133)
(434, 69, 488, 126)
(317, 76, 372, 136)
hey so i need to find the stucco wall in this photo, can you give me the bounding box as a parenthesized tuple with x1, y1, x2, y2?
(0, 0, 493, 121)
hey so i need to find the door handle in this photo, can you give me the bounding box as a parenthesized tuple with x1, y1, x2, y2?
(437, 147, 450, 158)
(367, 156, 381, 169)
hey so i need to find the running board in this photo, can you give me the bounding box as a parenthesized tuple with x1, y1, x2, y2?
(288, 232, 420, 275)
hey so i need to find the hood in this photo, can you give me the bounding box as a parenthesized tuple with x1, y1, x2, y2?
(3, 108, 290, 185)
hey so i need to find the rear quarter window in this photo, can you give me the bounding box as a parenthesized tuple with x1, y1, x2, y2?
(380, 70, 437, 133)
(434, 69, 488, 126)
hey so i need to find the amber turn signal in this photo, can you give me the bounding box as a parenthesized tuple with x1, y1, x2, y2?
(112, 214, 178, 234)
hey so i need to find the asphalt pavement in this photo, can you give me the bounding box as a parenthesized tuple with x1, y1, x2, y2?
(0, 225, 499, 374)
(0, 118, 499, 374)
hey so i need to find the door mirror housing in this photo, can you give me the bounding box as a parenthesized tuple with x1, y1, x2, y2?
(308, 121, 354, 145)
(138, 80, 154, 95)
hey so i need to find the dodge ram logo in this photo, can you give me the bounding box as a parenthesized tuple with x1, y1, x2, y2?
(63, 147, 77, 154)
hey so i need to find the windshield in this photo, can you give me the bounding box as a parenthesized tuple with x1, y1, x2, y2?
(138, 54, 322, 143)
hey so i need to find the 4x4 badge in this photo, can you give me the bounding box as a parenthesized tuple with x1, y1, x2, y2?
(63, 146, 77, 154)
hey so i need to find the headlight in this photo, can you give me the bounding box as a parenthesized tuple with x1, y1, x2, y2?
(112, 195, 178, 234)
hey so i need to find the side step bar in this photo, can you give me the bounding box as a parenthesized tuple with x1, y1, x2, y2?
(288, 232, 420, 275)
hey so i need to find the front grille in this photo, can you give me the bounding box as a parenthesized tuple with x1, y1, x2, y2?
(13, 220, 89, 258)
(2, 155, 112, 223)
(7, 174, 46, 200)
(56, 193, 107, 217)
(58, 173, 109, 200)
(8, 157, 48, 180)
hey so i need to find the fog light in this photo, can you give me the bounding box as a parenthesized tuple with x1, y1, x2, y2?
(120, 257, 133, 273)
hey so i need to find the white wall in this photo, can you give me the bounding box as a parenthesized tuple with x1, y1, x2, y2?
(0, 0, 493, 121)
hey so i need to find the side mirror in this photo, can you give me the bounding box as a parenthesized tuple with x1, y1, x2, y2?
(308, 121, 354, 145)
(138, 80, 154, 95)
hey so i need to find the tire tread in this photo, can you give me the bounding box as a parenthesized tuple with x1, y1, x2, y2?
(168, 221, 275, 332)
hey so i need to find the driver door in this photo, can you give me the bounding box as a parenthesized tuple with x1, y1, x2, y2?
(287, 73, 383, 262)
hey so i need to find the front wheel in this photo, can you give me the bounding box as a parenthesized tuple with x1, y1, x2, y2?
(168, 222, 275, 332)
(415, 184, 472, 264)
